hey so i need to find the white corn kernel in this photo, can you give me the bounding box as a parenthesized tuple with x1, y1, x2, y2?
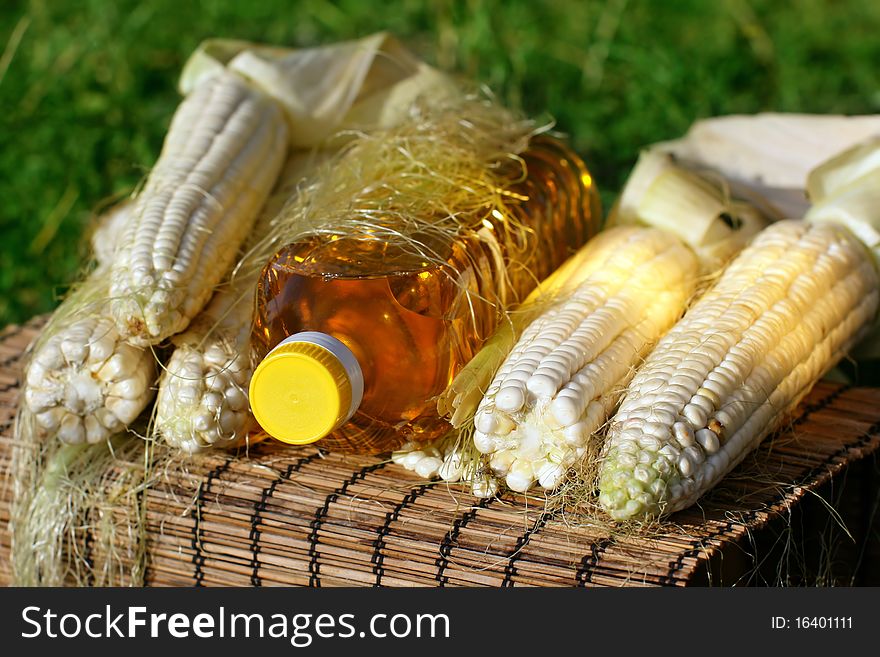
(673, 421, 695, 448)
(695, 428, 721, 454)
(58, 414, 85, 444)
(415, 456, 444, 479)
(682, 403, 709, 428)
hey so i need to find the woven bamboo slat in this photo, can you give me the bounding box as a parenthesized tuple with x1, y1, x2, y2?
(1, 319, 878, 587)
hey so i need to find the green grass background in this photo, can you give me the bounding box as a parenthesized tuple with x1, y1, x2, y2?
(2, 0, 879, 328)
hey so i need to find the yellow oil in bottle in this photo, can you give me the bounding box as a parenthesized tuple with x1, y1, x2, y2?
(250, 135, 601, 454)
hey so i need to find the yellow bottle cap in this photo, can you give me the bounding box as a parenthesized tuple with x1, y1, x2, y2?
(249, 332, 364, 445)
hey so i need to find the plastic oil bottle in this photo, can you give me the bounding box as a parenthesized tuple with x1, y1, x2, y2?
(248, 135, 601, 454)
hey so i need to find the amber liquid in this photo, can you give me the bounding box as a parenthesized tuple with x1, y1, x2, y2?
(253, 136, 600, 454)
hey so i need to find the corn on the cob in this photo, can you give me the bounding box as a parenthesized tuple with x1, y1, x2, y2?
(472, 227, 699, 492)
(153, 280, 257, 452)
(598, 219, 879, 520)
(396, 226, 644, 495)
(23, 203, 157, 444)
(108, 69, 288, 345)
(395, 227, 698, 496)
(23, 309, 157, 444)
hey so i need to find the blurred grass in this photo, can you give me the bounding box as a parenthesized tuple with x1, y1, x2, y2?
(1, 0, 879, 328)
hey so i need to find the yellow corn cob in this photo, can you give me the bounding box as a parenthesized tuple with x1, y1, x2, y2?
(108, 69, 288, 345)
(598, 219, 879, 520)
(396, 228, 699, 496)
(397, 153, 768, 494)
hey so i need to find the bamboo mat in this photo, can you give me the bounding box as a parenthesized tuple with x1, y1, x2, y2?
(1, 319, 878, 587)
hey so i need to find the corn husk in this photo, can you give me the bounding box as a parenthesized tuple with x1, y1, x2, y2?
(807, 136, 880, 203)
(609, 150, 768, 270)
(805, 139, 880, 358)
(654, 112, 880, 219)
(180, 32, 460, 148)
